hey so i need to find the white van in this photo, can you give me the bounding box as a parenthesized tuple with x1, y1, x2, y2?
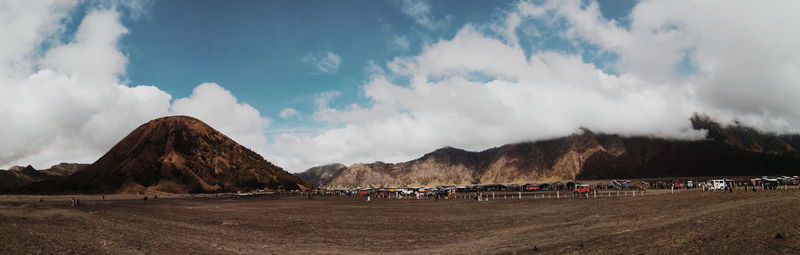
(707, 179, 728, 190)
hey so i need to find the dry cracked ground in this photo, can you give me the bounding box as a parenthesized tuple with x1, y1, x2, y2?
(2, 189, 800, 254)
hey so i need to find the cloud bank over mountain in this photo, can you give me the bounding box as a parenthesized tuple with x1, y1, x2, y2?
(266, 0, 800, 171)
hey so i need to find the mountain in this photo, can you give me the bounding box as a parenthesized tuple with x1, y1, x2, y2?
(0, 165, 50, 193)
(294, 163, 348, 187)
(1, 163, 91, 193)
(24, 116, 308, 194)
(298, 115, 800, 188)
(40, 163, 90, 176)
(689, 114, 795, 154)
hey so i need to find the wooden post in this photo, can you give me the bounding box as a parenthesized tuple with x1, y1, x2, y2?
(557, 191, 560, 199)
(519, 192, 522, 200)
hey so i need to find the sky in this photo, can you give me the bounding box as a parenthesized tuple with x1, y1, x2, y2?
(1, 0, 799, 172)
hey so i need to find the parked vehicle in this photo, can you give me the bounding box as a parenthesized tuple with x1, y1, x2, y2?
(763, 179, 779, 189)
(611, 180, 631, 189)
(707, 179, 728, 190)
(523, 184, 540, 191)
(397, 188, 415, 195)
(573, 184, 592, 196)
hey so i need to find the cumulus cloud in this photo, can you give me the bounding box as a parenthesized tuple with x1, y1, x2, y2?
(279, 108, 299, 119)
(267, 0, 800, 172)
(170, 83, 271, 154)
(0, 3, 270, 169)
(0, 5, 169, 168)
(302, 52, 342, 74)
(508, 0, 800, 132)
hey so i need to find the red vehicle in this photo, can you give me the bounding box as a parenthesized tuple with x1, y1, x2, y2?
(672, 181, 682, 189)
(573, 184, 591, 196)
(524, 184, 540, 191)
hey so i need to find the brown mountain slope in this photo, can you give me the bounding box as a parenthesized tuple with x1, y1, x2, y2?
(690, 114, 795, 154)
(299, 119, 800, 189)
(0, 165, 50, 193)
(294, 163, 348, 187)
(26, 116, 308, 194)
(1, 164, 89, 193)
(40, 163, 90, 176)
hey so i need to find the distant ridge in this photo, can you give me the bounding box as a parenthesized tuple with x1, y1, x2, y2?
(297, 115, 800, 188)
(0, 164, 88, 193)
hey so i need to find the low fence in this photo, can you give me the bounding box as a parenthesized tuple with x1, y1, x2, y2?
(297, 183, 800, 201)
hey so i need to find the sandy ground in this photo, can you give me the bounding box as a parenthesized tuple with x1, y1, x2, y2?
(2, 188, 800, 254)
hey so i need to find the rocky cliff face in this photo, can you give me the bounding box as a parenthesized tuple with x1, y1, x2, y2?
(25, 116, 309, 194)
(299, 117, 800, 188)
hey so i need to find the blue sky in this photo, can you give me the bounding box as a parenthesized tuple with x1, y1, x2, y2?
(115, 0, 636, 135)
(123, 1, 500, 133)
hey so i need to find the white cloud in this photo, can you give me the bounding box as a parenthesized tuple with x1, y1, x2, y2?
(508, 0, 800, 132)
(279, 108, 299, 119)
(302, 51, 342, 74)
(268, 0, 800, 172)
(398, 0, 450, 30)
(390, 34, 411, 51)
(0, 0, 76, 79)
(170, 83, 271, 154)
(0, 5, 172, 168)
(0, 4, 271, 169)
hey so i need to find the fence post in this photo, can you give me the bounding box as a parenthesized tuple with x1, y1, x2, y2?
(594, 190, 596, 198)
(519, 192, 522, 200)
(557, 191, 560, 199)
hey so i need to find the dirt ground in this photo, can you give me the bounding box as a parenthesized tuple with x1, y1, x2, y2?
(2, 188, 800, 254)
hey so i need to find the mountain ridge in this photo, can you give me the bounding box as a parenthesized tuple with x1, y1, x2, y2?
(297, 115, 800, 188)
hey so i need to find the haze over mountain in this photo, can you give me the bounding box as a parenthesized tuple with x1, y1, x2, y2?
(19, 116, 308, 194)
(297, 115, 800, 188)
